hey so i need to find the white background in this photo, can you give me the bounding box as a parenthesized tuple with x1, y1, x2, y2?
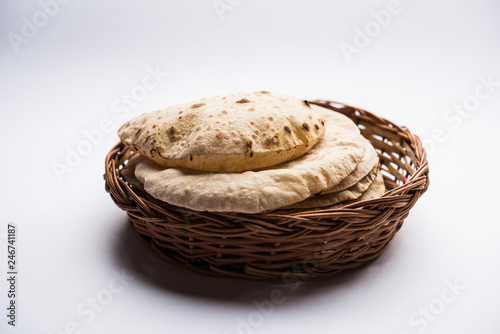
(1, 0, 500, 333)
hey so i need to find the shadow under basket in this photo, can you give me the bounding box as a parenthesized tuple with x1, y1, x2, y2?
(104, 100, 430, 280)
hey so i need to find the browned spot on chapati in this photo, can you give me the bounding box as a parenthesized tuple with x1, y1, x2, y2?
(265, 134, 280, 146)
(190, 103, 205, 109)
(215, 131, 230, 141)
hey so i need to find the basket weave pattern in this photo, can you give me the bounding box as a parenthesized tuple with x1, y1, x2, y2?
(104, 100, 429, 279)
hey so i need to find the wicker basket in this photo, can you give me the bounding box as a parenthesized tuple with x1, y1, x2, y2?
(104, 100, 429, 280)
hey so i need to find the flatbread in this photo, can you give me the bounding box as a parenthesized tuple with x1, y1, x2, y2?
(276, 170, 386, 214)
(281, 166, 378, 210)
(118, 91, 326, 172)
(320, 137, 379, 194)
(354, 171, 386, 201)
(327, 171, 386, 208)
(134, 110, 366, 213)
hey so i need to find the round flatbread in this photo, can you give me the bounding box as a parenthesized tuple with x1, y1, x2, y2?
(280, 166, 378, 210)
(134, 109, 366, 213)
(320, 138, 379, 194)
(118, 91, 326, 172)
(356, 171, 386, 200)
(276, 171, 386, 214)
(328, 171, 386, 208)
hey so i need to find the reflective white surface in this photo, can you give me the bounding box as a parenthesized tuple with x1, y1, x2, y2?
(1, 1, 499, 333)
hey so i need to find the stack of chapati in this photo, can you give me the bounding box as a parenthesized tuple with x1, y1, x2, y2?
(118, 91, 385, 214)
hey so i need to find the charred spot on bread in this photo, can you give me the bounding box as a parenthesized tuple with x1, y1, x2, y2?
(302, 123, 310, 131)
(265, 134, 280, 146)
(215, 131, 230, 141)
(236, 98, 250, 104)
(284, 126, 291, 134)
(167, 126, 180, 141)
(303, 100, 311, 108)
(190, 103, 205, 109)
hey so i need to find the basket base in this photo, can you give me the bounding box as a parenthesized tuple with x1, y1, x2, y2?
(128, 213, 407, 280)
